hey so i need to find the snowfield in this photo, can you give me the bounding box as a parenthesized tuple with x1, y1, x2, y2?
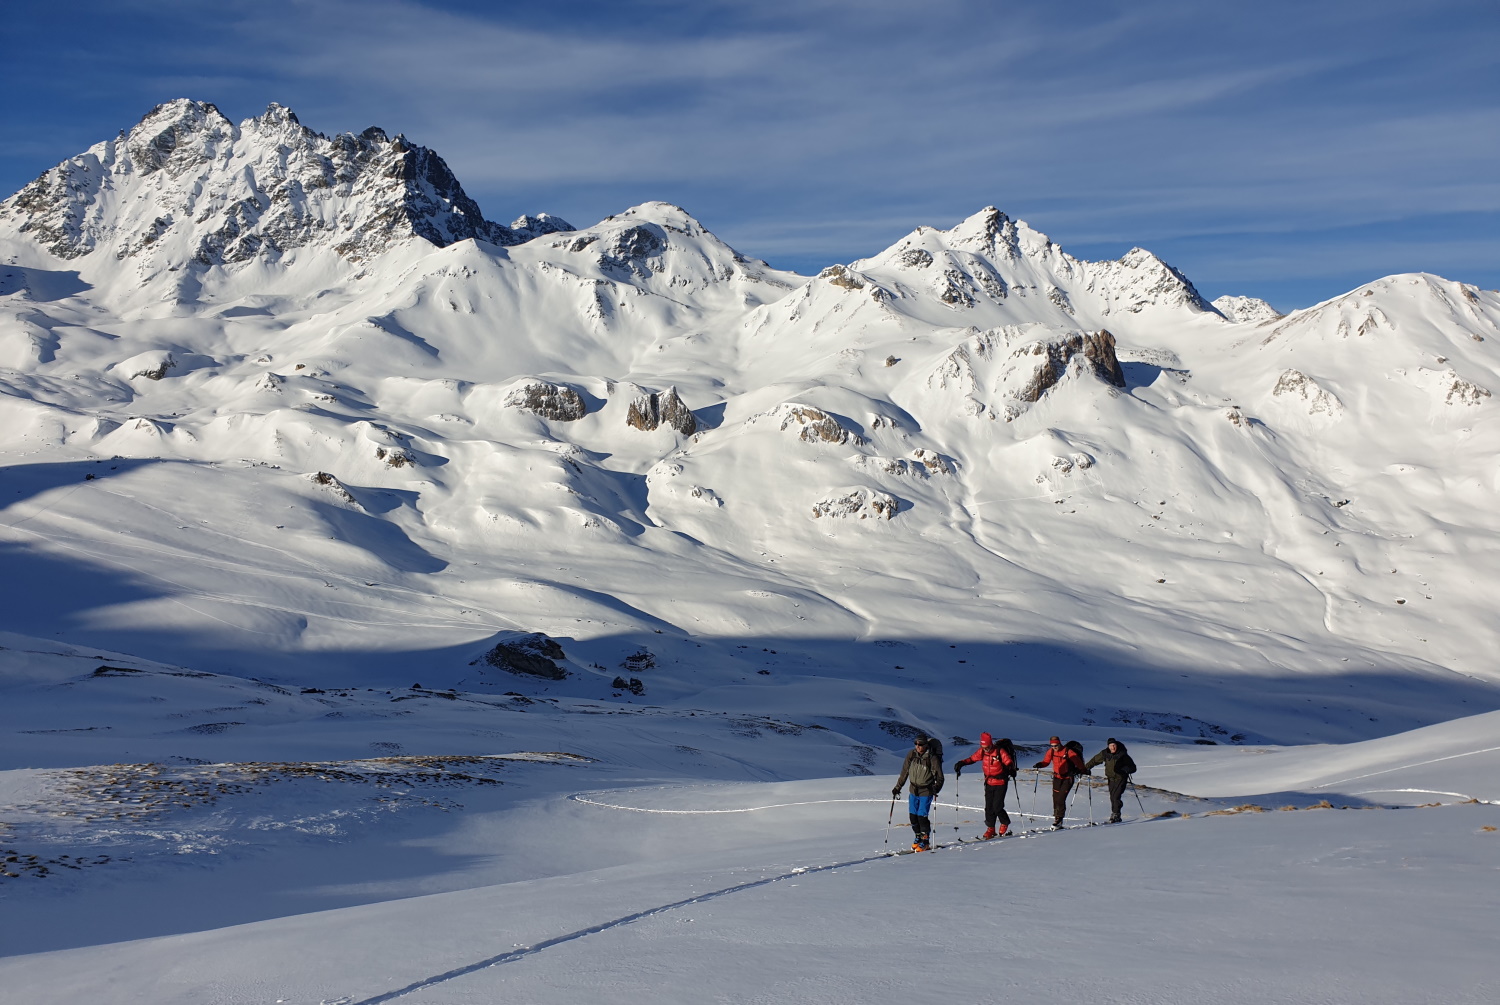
(1, 100, 1497, 1001)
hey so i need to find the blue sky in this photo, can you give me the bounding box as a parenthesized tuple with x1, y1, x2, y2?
(3, 0, 1496, 309)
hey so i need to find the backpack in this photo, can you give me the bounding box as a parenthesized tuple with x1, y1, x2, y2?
(1065, 739, 1084, 757)
(997, 738, 1018, 778)
(927, 737, 944, 767)
(1117, 752, 1137, 776)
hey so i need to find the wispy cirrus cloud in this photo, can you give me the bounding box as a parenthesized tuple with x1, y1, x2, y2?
(3, 0, 1497, 306)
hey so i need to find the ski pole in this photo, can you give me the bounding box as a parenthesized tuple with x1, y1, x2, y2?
(1130, 779, 1147, 817)
(1087, 775, 1094, 826)
(884, 792, 897, 848)
(1031, 769, 1040, 832)
(953, 774, 961, 835)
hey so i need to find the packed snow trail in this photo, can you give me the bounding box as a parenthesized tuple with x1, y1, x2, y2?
(337, 849, 905, 1005)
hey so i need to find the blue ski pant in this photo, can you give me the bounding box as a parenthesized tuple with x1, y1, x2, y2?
(908, 794, 933, 839)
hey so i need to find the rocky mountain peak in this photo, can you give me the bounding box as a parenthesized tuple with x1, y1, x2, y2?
(1213, 294, 1283, 324)
(0, 99, 562, 268)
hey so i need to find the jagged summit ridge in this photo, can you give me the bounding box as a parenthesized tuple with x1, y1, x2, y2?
(0, 98, 570, 267)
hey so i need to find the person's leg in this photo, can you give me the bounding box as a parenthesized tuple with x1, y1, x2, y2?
(1052, 777, 1072, 825)
(995, 783, 1011, 830)
(983, 784, 1000, 829)
(914, 794, 934, 846)
(1109, 776, 1127, 821)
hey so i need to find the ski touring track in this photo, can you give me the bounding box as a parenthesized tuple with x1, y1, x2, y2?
(325, 791, 1121, 1004)
(321, 778, 1497, 1003)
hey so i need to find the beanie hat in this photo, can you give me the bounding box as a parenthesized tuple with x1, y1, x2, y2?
(980, 732, 994, 746)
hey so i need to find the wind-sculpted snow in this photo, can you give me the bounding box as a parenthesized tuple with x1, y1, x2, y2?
(2, 100, 1500, 720)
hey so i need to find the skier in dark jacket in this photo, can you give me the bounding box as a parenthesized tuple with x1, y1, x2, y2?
(892, 734, 944, 851)
(1034, 736, 1086, 828)
(1084, 737, 1137, 823)
(953, 732, 1016, 838)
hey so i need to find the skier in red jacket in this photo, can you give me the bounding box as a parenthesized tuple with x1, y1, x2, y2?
(1033, 736, 1086, 829)
(953, 732, 1016, 838)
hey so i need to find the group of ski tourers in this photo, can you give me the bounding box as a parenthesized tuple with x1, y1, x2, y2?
(891, 732, 1138, 851)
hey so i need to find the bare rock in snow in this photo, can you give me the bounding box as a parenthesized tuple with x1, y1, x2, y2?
(1010, 329, 1126, 404)
(626, 386, 697, 435)
(1404, 367, 1493, 406)
(0, 98, 552, 266)
(121, 350, 177, 381)
(1214, 295, 1283, 324)
(775, 405, 863, 445)
(1272, 369, 1344, 418)
(505, 381, 589, 421)
(483, 632, 569, 680)
(811, 487, 899, 520)
(509, 213, 575, 241)
(819, 264, 865, 290)
(373, 446, 414, 468)
(307, 471, 357, 504)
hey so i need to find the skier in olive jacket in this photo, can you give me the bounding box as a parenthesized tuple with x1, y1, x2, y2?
(892, 734, 944, 851)
(1033, 736, 1086, 828)
(953, 732, 1016, 838)
(1084, 737, 1137, 823)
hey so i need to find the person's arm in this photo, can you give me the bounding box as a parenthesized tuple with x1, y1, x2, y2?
(1084, 750, 1106, 771)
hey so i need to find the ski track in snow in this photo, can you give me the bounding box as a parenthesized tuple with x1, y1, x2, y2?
(1, 101, 1499, 1001)
(334, 850, 904, 1005)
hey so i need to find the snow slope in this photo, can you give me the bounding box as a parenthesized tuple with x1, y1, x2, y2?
(0, 706, 1495, 1001)
(1, 101, 1498, 1000)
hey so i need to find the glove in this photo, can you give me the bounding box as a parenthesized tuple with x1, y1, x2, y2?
(953, 763, 963, 776)
(891, 786, 901, 797)
(1033, 761, 1045, 770)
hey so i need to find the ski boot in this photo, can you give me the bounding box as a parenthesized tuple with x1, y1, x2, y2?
(1108, 815, 1121, 824)
(996, 823, 1009, 836)
(981, 827, 997, 840)
(911, 841, 925, 852)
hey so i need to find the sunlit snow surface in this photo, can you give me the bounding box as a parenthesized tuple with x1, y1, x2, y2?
(2, 102, 1499, 1000)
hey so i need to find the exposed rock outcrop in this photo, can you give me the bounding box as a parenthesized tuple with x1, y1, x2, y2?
(1214, 295, 1283, 324)
(483, 632, 569, 680)
(1009, 329, 1125, 404)
(0, 99, 554, 266)
(506, 381, 589, 421)
(812, 487, 899, 520)
(1272, 369, 1343, 417)
(626, 386, 697, 435)
(773, 405, 863, 445)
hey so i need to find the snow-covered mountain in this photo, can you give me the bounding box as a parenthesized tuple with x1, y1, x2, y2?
(3, 100, 1500, 740)
(4, 100, 1499, 1003)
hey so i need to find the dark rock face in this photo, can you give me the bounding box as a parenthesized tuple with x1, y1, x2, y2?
(1015, 329, 1126, 402)
(599, 224, 667, 278)
(483, 633, 569, 680)
(626, 386, 697, 435)
(505, 381, 588, 421)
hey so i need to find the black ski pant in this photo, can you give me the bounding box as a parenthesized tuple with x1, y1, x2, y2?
(1051, 776, 1075, 825)
(1108, 775, 1128, 821)
(983, 783, 1011, 829)
(907, 813, 932, 841)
